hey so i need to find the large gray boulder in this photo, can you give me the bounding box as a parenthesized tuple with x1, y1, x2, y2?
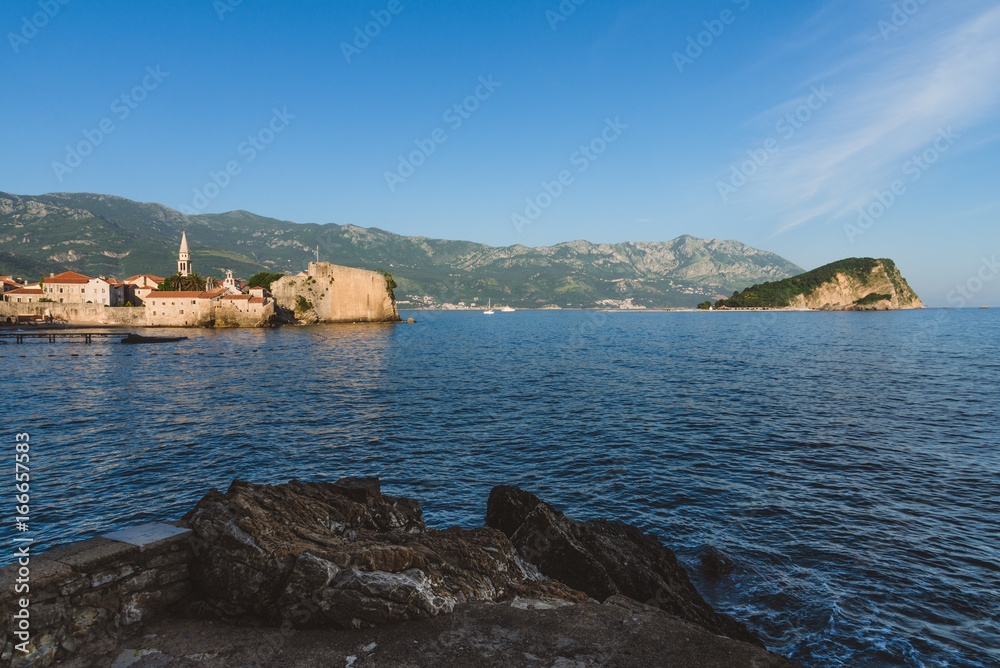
(186, 479, 586, 629)
(486, 485, 762, 646)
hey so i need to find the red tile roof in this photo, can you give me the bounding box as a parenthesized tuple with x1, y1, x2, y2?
(6, 288, 43, 295)
(124, 274, 165, 283)
(46, 271, 94, 285)
(249, 297, 265, 305)
(221, 294, 252, 301)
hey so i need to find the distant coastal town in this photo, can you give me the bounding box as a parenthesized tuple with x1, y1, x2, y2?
(0, 233, 399, 327)
(0, 232, 278, 327)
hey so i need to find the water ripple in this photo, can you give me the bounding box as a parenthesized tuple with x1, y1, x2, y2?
(3, 311, 999, 667)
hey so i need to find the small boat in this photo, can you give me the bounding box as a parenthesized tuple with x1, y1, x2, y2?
(501, 306, 515, 312)
(484, 298, 494, 315)
(120, 333, 189, 344)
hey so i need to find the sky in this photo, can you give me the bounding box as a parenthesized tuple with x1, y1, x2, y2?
(2, 0, 999, 306)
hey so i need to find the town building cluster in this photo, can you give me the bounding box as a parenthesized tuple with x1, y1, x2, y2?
(1, 232, 276, 326)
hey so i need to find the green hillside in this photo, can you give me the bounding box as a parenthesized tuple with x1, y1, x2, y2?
(0, 191, 805, 308)
(715, 258, 915, 309)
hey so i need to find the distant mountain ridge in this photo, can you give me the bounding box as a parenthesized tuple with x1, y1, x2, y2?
(0, 191, 803, 308)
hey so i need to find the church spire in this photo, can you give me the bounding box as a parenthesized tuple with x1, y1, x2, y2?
(178, 231, 192, 277)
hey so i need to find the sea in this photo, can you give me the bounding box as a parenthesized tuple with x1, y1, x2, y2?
(3, 309, 998, 668)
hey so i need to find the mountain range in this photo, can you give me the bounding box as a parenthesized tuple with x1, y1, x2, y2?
(0, 191, 804, 308)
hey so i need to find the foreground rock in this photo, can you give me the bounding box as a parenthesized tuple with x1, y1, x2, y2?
(186, 479, 585, 629)
(97, 597, 800, 667)
(5, 478, 800, 666)
(700, 545, 739, 576)
(486, 485, 761, 646)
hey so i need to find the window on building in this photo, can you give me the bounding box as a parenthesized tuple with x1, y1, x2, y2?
(180, 310, 184, 314)
(153, 311, 156, 315)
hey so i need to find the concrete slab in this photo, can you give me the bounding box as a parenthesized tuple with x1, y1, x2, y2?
(46, 537, 140, 570)
(101, 523, 191, 549)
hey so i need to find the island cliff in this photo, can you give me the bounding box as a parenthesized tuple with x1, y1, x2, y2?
(271, 262, 400, 324)
(716, 258, 923, 310)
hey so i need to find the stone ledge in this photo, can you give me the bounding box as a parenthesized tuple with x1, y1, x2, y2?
(0, 558, 75, 593)
(101, 523, 191, 550)
(42, 538, 141, 572)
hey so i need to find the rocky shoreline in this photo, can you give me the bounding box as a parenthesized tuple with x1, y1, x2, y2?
(2, 479, 800, 667)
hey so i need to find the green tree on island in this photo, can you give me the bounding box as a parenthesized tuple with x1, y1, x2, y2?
(159, 272, 207, 292)
(247, 272, 285, 290)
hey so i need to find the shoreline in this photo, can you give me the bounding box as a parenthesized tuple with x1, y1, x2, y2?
(0, 306, 963, 334)
(0, 479, 800, 668)
(401, 306, 934, 313)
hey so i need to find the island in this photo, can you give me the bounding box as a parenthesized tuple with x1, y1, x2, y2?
(713, 258, 924, 311)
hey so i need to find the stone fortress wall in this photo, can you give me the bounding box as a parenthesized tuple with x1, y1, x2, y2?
(270, 262, 399, 323)
(0, 301, 276, 328)
(0, 303, 147, 326)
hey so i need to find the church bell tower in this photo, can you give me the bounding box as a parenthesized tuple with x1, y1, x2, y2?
(178, 231, 192, 277)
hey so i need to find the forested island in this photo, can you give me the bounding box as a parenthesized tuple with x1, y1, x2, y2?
(711, 258, 923, 310)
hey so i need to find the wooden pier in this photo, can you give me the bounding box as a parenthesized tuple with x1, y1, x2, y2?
(0, 332, 127, 344)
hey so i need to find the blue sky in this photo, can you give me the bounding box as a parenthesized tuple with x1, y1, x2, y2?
(2, 0, 999, 306)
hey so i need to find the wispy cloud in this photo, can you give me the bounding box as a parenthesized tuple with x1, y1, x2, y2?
(733, 3, 1000, 233)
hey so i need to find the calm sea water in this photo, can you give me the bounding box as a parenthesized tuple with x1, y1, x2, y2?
(4, 310, 998, 667)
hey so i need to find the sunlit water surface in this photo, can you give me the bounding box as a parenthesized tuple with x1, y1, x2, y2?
(3, 309, 998, 667)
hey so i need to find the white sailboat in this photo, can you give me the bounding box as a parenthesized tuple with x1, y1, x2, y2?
(484, 298, 495, 315)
